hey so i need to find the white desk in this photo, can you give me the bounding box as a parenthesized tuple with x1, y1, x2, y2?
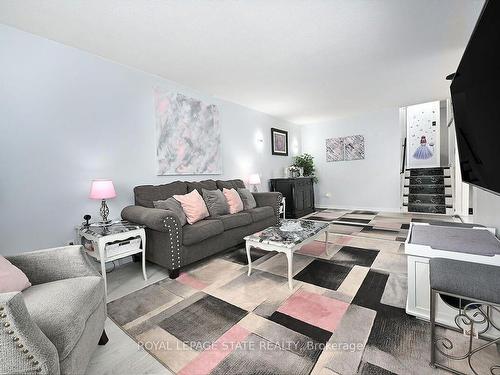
(405, 222, 500, 337)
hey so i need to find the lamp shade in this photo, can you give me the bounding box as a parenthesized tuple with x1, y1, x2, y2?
(248, 174, 261, 185)
(89, 180, 116, 200)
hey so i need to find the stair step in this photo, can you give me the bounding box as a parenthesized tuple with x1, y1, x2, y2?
(404, 186, 452, 196)
(407, 194, 446, 205)
(405, 176, 446, 185)
(404, 185, 452, 187)
(403, 202, 452, 208)
(403, 203, 450, 214)
(406, 166, 450, 171)
(404, 185, 451, 190)
(402, 206, 453, 215)
(408, 167, 448, 177)
(403, 193, 452, 197)
(403, 196, 453, 206)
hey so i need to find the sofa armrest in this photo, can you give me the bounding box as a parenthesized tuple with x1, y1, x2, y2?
(252, 192, 282, 223)
(0, 292, 60, 375)
(122, 205, 182, 270)
(6, 246, 100, 286)
(121, 205, 183, 232)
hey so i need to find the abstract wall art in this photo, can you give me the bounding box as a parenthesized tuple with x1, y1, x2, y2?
(154, 88, 222, 175)
(344, 135, 365, 161)
(326, 137, 344, 162)
(406, 101, 440, 169)
(326, 135, 365, 162)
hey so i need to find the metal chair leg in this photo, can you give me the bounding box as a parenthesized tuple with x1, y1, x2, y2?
(430, 288, 436, 367)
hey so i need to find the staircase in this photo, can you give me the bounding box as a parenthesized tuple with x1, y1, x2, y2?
(403, 167, 453, 214)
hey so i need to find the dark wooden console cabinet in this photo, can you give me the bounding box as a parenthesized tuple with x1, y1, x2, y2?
(270, 177, 315, 218)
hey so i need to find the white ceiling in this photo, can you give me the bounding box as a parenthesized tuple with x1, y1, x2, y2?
(0, 0, 484, 124)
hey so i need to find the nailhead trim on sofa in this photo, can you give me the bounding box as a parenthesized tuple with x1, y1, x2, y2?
(274, 192, 283, 225)
(163, 217, 181, 269)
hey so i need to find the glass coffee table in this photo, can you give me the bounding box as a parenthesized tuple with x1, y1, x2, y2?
(244, 219, 330, 289)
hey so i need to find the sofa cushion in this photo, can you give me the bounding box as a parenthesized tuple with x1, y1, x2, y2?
(215, 179, 246, 190)
(223, 188, 244, 214)
(214, 212, 252, 230)
(134, 181, 188, 208)
(202, 188, 229, 217)
(22, 276, 104, 361)
(187, 180, 218, 194)
(153, 197, 187, 226)
(245, 206, 275, 222)
(237, 188, 257, 210)
(173, 190, 209, 225)
(182, 219, 224, 245)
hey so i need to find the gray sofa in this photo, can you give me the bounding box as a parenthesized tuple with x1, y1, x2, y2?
(0, 246, 107, 375)
(121, 179, 282, 278)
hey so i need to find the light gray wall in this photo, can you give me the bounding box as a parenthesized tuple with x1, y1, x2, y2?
(473, 187, 500, 234)
(0, 25, 301, 254)
(301, 107, 401, 211)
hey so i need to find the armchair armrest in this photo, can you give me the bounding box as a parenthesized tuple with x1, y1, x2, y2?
(6, 246, 100, 286)
(252, 192, 282, 223)
(0, 292, 60, 375)
(121, 205, 182, 232)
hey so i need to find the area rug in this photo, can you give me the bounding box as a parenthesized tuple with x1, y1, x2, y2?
(107, 210, 496, 375)
(303, 209, 426, 242)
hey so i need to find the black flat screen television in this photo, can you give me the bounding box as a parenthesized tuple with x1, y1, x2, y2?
(450, 0, 500, 195)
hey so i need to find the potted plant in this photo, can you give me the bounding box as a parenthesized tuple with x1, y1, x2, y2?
(292, 153, 318, 182)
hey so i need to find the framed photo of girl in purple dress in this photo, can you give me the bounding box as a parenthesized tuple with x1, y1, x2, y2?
(271, 128, 288, 156)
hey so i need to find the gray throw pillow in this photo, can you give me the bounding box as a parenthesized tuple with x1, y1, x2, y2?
(202, 188, 229, 217)
(153, 197, 187, 226)
(238, 188, 257, 210)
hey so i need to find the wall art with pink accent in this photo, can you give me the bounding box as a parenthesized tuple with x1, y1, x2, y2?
(154, 88, 222, 175)
(406, 101, 440, 169)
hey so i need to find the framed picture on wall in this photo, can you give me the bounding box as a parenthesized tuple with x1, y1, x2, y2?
(271, 128, 288, 156)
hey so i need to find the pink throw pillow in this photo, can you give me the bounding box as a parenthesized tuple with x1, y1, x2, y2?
(223, 188, 244, 214)
(173, 190, 209, 225)
(0, 256, 31, 293)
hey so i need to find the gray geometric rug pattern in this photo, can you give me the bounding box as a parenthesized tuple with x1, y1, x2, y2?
(107, 210, 496, 374)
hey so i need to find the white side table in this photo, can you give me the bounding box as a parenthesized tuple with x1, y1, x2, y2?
(77, 220, 147, 296)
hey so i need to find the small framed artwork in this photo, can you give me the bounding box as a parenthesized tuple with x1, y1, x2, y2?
(271, 128, 288, 156)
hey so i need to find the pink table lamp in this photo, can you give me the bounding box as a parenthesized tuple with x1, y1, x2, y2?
(248, 173, 261, 192)
(89, 179, 116, 223)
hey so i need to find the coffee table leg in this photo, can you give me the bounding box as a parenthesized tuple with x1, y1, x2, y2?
(285, 250, 293, 290)
(246, 242, 252, 276)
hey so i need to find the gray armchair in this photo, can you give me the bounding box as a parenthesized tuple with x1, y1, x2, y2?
(0, 246, 107, 375)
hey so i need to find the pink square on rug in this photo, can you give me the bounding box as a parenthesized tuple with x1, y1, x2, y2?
(277, 290, 349, 332)
(177, 273, 207, 290)
(335, 236, 352, 245)
(298, 240, 328, 256)
(178, 324, 250, 375)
